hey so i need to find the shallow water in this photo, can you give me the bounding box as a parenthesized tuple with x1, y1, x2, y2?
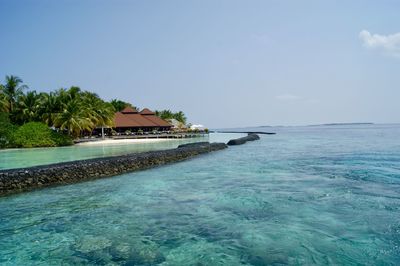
(0, 125, 400, 265)
(0, 137, 210, 170)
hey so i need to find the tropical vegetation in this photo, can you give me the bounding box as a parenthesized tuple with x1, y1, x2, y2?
(0, 112, 17, 148)
(110, 99, 136, 112)
(155, 110, 187, 124)
(12, 122, 73, 148)
(0, 75, 116, 148)
(0, 75, 189, 148)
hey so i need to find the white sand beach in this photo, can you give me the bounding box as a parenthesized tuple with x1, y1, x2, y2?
(76, 138, 172, 146)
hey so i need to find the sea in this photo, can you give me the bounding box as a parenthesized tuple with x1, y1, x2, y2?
(0, 124, 399, 265)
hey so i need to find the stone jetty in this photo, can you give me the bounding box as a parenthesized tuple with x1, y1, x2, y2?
(0, 142, 227, 196)
(227, 133, 260, 146)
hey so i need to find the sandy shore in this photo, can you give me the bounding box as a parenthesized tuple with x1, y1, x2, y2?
(76, 138, 172, 146)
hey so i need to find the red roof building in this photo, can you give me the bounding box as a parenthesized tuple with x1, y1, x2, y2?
(139, 108, 155, 115)
(113, 107, 172, 132)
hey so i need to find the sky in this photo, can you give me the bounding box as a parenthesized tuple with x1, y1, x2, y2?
(1, 0, 399, 128)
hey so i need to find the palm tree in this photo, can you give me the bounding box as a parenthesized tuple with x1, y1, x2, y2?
(92, 102, 115, 127)
(54, 99, 92, 138)
(156, 109, 174, 120)
(110, 99, 135, 112)
(2, 75, 28, 113)
(155, 109, 186, 124)
(39, 92, 61, 127)
(82, 91, 115, 137)
(67, 86, 81, 100)
(15, 91, 40, 123)
(54, 87, 80, 106)
(0, 85, 9, 112)
(174, 111, 187, 124)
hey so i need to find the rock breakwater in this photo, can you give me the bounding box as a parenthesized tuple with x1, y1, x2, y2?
(227, 134, 260, 146)
(0, 142, 227, 196)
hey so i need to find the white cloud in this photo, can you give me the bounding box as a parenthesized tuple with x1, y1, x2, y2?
(275, 93, 301, 101)
(359, 30, 400, 57)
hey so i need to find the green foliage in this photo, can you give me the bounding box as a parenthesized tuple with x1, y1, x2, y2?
(82, 92, 116, 129)
(1, 74, 189, 141)
(50, 130, 74, 147)
(0, 85, 9, 112)
(12, 122, 72, 148)
(14, 90, 41, 124)
(0, 112, 17, 148)
(110, 99, 135, 112)
(2, 75, 27, 113)
(48, 88, 116, 138)
(38, 91, 60, 126)
(0, 75, 120, 138)
(155, 109, 187, 124)
(174, 111, 187, 124)
(53, 98, 92, 138)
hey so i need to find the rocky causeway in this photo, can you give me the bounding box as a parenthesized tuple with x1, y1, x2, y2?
(0, 142, 228, 196)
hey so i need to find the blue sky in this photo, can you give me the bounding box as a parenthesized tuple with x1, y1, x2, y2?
(1, 0, 399, 128)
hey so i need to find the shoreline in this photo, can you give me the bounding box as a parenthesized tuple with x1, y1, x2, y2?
(75, 138, 172, 146)
(0, 136, 203, 151)
(211, 130, 276, 135)
(0, 138, 172, 152)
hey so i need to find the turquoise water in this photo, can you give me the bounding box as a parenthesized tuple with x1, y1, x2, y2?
(0, 137, 210, 170)
(1, 125, 400, 265)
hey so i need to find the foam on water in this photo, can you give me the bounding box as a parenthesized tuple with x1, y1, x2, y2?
(0, 125, 399, 265)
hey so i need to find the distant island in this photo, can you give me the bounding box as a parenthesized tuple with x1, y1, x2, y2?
(307, 122, 374, 127)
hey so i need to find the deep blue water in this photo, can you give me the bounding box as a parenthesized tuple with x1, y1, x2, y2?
(0, 125, 400, 265)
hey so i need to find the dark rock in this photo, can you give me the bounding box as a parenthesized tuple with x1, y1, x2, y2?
(178, 142, 210, 148)
(227, 134, 260, 146)
(247, 133, 260, 141)
(227, 138, 247, 145)
(0, 142, 227, 196)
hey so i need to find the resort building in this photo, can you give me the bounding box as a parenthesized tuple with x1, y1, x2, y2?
(190, 124, 206, 131)
(113, 106, 172, 133)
